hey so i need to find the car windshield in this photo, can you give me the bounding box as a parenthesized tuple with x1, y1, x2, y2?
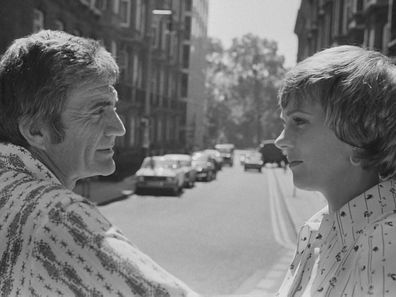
(246, 152, 262, 160)
(142, 157, 179, 169)
(215, 144, 234, 153)
(192, 153, 207, 161)
(164, 156, 192, 167)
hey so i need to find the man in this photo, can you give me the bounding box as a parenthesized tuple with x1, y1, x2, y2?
(0, 30, 199, 296)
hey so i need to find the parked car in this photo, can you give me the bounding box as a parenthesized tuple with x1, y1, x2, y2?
(135, 156, 185, 195)
(203, 149, 223, 171)
(243, 151, 264, 172)
(214, 143, 235, 166)
(259, 140, 288, 168)
(191, 151, 217, 181)
(163, 154, 196, 188)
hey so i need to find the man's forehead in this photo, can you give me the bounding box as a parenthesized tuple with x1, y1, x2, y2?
(66, 81, 118, 108)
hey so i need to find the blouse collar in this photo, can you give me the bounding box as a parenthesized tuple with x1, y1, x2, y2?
(332, 179, 396, 247)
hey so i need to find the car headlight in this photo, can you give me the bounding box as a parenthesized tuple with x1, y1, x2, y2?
(137, 176, 145, 182)
(166, 177, 175, 182)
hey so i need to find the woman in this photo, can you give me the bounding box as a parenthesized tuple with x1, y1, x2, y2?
(275, 45, 396, 296)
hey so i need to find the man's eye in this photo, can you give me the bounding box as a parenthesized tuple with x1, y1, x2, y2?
(93, 108, 105, 115)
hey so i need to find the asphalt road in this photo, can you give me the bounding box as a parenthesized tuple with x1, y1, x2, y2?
(99, 162, 288, 295)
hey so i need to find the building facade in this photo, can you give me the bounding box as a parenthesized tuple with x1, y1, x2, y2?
(0, 0, 208, 178)
(183, 0, 209, 152)
(295, 0, 396, 62)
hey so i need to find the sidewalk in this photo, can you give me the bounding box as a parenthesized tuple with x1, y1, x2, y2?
(73, 175, 137, 205)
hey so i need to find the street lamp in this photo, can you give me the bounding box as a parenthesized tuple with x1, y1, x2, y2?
(143, 1, 173, 156)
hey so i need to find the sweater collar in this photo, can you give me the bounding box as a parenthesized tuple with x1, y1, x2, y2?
(0, 142, 62, 186)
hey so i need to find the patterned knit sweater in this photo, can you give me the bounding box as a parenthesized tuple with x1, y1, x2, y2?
(0, 143, 199, 297)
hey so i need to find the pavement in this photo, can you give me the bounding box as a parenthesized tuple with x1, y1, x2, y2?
(72, 167, 327, 296)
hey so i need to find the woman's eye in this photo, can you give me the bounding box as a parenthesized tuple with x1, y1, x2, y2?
(293, 117, 307, 126)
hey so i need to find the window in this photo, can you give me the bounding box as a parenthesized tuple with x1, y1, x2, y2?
(54, 20, 64, 31)
(111, 41, 117, 59)
(128, 116, 136, 146)
(91, 0, 107, 10)
(119, 0, 131, 27)
(185, 0, 192, 12)
(132, 53, 139, 86)
(118, 50, 129, 81)
(182, 45, 190, 69)
(113, 0, 120, 13)
(33, 9, 44, 32)
(72, 29, 82, 36)
(184, 16, 191, 40)
(80, 0, 90, 6)
(181, 73, 188, 97)
(135, 0, 142, 31)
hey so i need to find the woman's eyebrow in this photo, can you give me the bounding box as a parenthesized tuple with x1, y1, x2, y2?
(285, 109, 313, 117)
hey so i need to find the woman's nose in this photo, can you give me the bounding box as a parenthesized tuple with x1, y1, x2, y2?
(275, 129, 292, 150)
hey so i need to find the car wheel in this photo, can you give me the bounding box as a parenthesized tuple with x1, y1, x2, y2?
(258, 168, 262, 172)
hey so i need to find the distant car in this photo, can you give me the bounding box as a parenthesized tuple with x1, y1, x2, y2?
(192, 151, 217, 181)
(214, 143, 235, 166)
(259, 140, 288, 168)
(135, 156, 185, 195)
(203, 149, 223, 171)
(244, 151, 263, 172)
(163, 154, 196, 188)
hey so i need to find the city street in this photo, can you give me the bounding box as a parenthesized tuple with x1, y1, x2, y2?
(99, 160, 293, 295)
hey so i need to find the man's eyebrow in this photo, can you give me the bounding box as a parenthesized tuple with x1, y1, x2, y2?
(87, 98, 116, 110)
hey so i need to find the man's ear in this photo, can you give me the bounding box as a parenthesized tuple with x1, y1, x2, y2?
(18, 116, 49, 150)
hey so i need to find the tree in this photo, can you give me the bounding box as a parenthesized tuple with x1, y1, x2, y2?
(205, 34, 285, 148)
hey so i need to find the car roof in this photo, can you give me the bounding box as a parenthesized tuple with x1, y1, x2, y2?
(163, 154, 191, 159)
(261, 139, 275, 145)
(215, 143, 234, 149)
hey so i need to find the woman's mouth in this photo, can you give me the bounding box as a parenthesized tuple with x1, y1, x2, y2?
(289, 161, 303, 168)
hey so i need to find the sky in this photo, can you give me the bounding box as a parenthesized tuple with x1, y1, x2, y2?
(207, 0, 302, 68)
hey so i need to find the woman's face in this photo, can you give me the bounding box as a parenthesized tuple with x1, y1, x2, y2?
(275, 99, 354, 193)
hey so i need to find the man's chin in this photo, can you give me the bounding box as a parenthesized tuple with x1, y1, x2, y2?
(93, 161, 116, 177)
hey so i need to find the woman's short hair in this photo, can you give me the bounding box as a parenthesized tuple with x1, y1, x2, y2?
(279, 45, 396, 179)
(0, 30, 119, 147)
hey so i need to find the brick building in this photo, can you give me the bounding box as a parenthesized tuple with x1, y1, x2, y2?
(295, 0, 396, 62)
(0, 0, 209, 178)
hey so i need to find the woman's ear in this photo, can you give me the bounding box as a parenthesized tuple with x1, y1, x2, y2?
(18, 116, 49, 150)
(349, 152, 361, 167)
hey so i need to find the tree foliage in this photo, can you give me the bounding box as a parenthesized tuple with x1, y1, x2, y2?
(205, 34, 286, 148)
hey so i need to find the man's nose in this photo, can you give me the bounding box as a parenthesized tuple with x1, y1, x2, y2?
(106, 110, 126, 137)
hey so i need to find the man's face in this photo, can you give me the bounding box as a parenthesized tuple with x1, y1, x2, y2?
(44, 80, 125, 184)
(275, 99, 353, 192)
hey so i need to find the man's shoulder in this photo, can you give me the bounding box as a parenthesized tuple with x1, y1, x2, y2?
(0, 171, 92, 216)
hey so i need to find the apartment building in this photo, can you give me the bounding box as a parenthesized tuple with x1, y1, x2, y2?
(183, 0, 209, 152)
(0, 0, 209, 178)
(295, 0, 396, 61)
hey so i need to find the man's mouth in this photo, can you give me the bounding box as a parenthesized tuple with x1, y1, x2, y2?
(97, 148, 114, 153)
